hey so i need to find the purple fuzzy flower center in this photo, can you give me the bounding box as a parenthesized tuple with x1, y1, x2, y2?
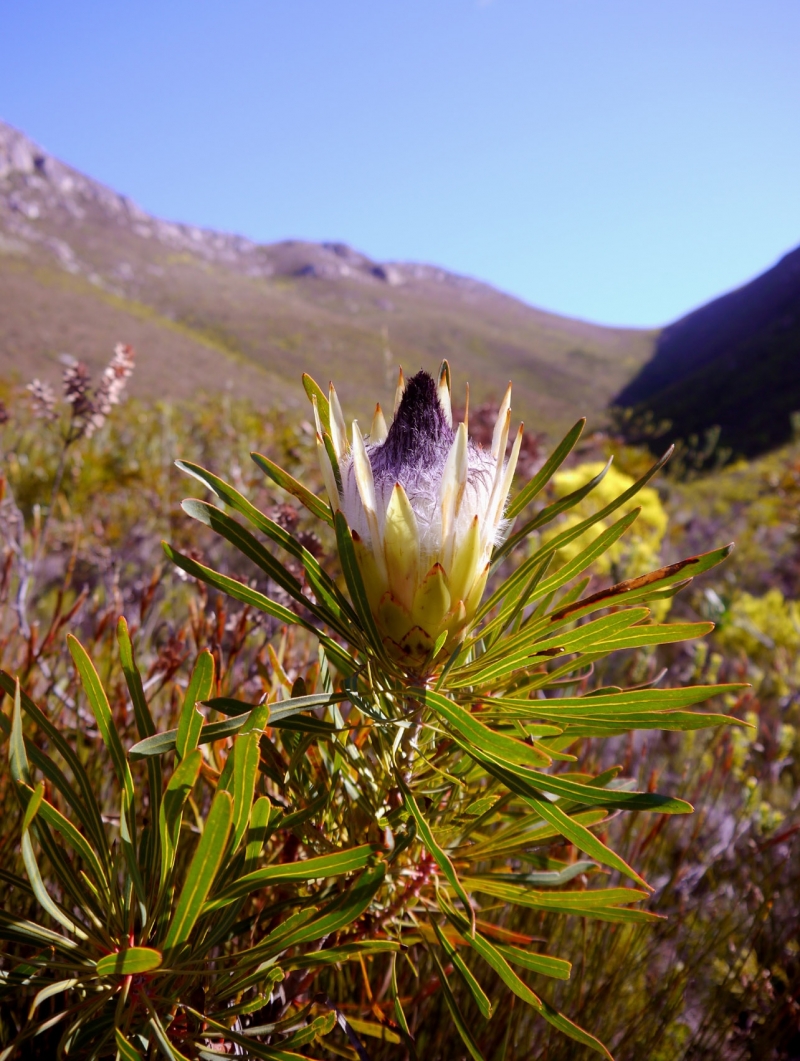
(370, 371, 453, 484)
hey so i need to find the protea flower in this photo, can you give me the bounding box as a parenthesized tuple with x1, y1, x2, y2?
(310, 362, 523, 671)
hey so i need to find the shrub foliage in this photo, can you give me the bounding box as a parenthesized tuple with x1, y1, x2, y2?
(0, 365, 798, 1059)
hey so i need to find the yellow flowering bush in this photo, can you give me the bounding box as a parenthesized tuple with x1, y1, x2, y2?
(716, 587, 800, 697)
(545, 461, 668, 578)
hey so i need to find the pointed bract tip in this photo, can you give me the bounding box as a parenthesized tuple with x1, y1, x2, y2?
(394, 367, 407, 415)
(438, 360, 451, 391)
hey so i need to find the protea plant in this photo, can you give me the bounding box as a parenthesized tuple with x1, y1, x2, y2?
(2, 361, 744, 1060)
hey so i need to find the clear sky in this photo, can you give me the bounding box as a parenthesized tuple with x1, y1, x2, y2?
(2, 1, 798, 327)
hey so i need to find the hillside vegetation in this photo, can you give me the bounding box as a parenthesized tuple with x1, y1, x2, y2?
(0, 119, 654, 437)
(615, 244, 800, 461)
(0, 370, 798, 1059)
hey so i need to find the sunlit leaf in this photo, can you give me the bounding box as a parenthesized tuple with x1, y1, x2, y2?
(205, 844, 379, 912)
(163, 790, 233, 955)
(96, 947, 162, 976)
(506, 418, 586, 519)
(251, 450, 333, 525)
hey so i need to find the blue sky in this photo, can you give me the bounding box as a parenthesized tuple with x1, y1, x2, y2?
(2, 0, 799, 327)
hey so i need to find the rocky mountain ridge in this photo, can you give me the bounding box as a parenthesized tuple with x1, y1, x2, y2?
(0, 120, 498, 294)
(0, 118, 655, 433)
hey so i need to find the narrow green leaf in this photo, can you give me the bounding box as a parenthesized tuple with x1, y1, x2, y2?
(0, 673, 107, 860)
(495, 943, 571, 980)
(205, 691, 346, 718)
(20, 785, 108, 893)
(439, 895, 543, 1011)
(28, 978, 79, 1017)
(506, 418, 586, 519)
(141, 996, 193, 1061)
(67, 637, 140, 905)
(158, 749, 202, 893)
(465, 877, 651, 916)
(453, 607, 651, 689)
(590, 620, 714, 651)
(466, 808, 609, 862)
(199, 786, 273, 954)
(181, 1006, 318, 1059)
(0, 909, 81, 953)
(530, 509, 641, 600)
(275, 863, 386, 951)
(96, 947, 162, 976)
(482, 683, 746, 717)
(431, 918, 492, 1019)
(20, 831, 88, 940)
(20, 813, 102, 933)
(115, 1028, 145, 1061)
(481, 752, 691, 813)
(538, 999, 613, 1059)
(347, 1018, 402, 1046)
(182, 500, 356, 644)
(205, 844, 379, 911)
(117, 618, 156, 740)
(9, 679, 30, 785)
(162, 542, 354, 674)
(390, 953, 411, 1039)
(251, 450, 333, 525)
(396, 773, 475, 933)
(163, 789, 233, 954)
(176, 460, 356, 626)
(176, 650, 214, 761)
(545, 711, 739, 738)
(68, 636, 134, 811)
(226, 725, 267, 854)
(480, 554, 553, 649)
(245, 796, 273, 866)
(420, 689, 551, 767)
(163, 544, 306, 629)
(118, 617, 162, 877)
(334, 510, 393, 666)
(322, 429, 344, 494)
(21, 780, 44, 833)
(496, 447, 674, 575)
(131, 696, 341, 760)
(478, 757, 650, 887)
(134, 715, 247, 759)
(302, 372, 332, 435)
(474, 607, 652, 672)
(495, 457, 613, 567)
(479, 508, 640, 626)
(429, 948, 487, 1061)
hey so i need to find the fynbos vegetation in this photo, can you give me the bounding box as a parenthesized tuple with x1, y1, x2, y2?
(0, 356, 797, 1060)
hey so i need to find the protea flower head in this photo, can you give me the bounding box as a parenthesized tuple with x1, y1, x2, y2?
(310, 362, 523, 671)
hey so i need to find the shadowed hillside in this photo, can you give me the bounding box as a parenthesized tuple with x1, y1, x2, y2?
(615, 244, 800, 460)
(0, 120, 654, 434)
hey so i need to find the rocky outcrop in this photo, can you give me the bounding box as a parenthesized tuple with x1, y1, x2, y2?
(0, 119, 417, 287)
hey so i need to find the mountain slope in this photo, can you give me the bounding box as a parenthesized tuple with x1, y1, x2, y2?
(615, 244, 800, 458)
(0, 120, 654, 434)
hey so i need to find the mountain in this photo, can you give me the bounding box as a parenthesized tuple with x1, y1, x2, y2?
(614, 244, 800, 460)
(0, 120, 654, 435)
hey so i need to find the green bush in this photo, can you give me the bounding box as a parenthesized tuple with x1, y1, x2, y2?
(1, 360, 798, 1059)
